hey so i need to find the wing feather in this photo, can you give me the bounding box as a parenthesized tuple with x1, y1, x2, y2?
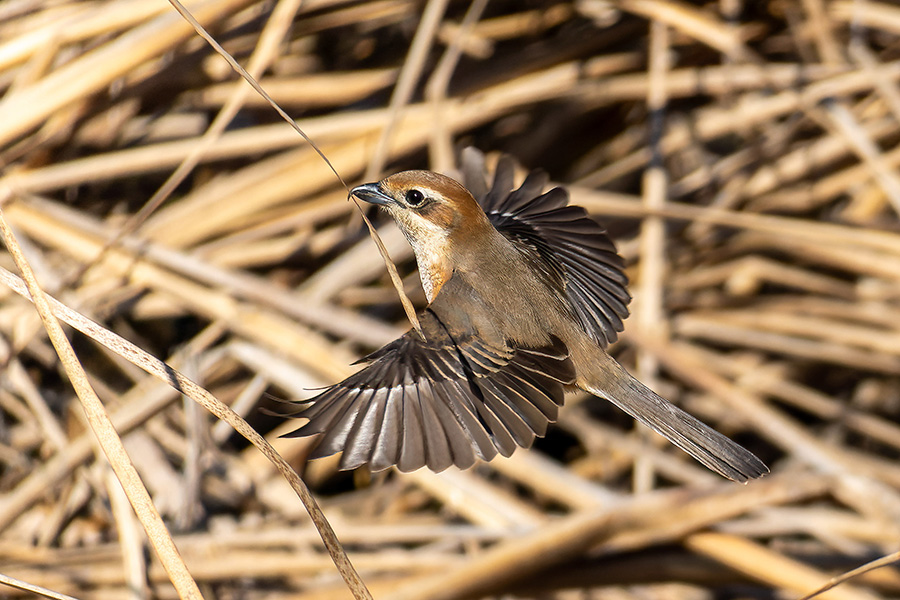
(462, 148, 632, 347)
(398, 382, 427, 472)
(341, 388, 388, 470)
(490, 372, 554, 436)
(429, 382, 478, 469)
(285, 306, 575, 472)
(441, 379, 498, 462)
(308, 388, 371, 459)
(415, 378, 455, 471)
(370, 388, 403, 471)
(476, 379, 535, 450)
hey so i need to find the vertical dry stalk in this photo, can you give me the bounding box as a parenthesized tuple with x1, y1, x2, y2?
(634, 19, 670, 492)
(0, 205, 204, 600)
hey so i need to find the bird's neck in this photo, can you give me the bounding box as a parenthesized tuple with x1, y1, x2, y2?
(409, 216, 500, 304)
(416, 249, 452, 303)
(404, 225, 456, 303)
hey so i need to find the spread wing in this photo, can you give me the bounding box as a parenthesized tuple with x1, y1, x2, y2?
(284, 291, 576, 472)
(461, 148, 631, 348)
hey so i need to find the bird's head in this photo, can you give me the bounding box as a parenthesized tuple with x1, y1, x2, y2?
(351, 170, 494, 301)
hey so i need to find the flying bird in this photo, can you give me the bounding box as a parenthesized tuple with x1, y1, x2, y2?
(285, 149, 768, 482)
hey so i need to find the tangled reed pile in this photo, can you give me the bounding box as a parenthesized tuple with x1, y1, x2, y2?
(1, 0, 900, 598)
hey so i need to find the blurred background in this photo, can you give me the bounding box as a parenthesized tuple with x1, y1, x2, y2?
(1, 0, 899, 598)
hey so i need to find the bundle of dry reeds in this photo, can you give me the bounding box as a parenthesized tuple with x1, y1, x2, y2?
(1, 0, 900, 598)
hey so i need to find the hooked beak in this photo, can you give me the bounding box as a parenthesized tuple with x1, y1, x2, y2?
(350, 182, 394, 206)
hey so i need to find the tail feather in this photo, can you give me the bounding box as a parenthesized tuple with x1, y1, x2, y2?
(586, 363, 768, 483)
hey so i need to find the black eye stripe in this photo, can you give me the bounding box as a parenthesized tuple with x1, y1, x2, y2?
(406, 189, 426, 206)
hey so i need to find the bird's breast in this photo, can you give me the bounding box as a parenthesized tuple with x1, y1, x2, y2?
(402, 226, 453, 302)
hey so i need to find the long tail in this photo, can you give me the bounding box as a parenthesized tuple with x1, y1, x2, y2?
(584, 357, 768, 483)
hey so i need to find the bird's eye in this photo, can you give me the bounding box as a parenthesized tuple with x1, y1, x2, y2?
(405, 189, 426, 206)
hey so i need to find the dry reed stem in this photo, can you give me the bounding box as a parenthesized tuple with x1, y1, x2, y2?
(634, 18, 670, 493)
(188, 69, 398, 108)
(686, 533, 881, 600)
(426, 0, 489, 172)
(104, 465, 150, 600)
(798, 550, 900, 600)
(390, 473, 828, 600)
(619, 0, 750, 59)
(0, 259, 372, 599)
(0, 206, 203, 600)
(831, 2, 900, 35)
(4, 198, 357, 379)
(404, 468, 547, 528)
(0, 326, 222, 533)
(0, 573, 79, 600)
(0, 0, 257, 147)
(107, 0, 308, 247)
(364, 0, 449, 180)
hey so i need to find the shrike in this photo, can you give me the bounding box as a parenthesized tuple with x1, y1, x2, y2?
(286, 149, 767, 482)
